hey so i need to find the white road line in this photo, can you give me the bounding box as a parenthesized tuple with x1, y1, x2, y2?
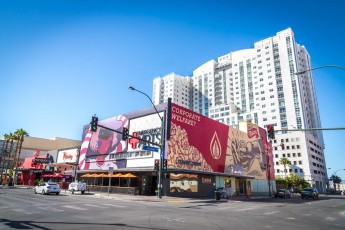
(62, 205, 88, 210)
(103, 203, 127, 208)
(11, 208, 32, 214)
(37, 206, 64, 212)
(324, 217, 337, 221)
(84, 204, 107, 208)
(162, 217, 186, 223)
(234, 207, 256, 212)
(264, 211, 281, 215)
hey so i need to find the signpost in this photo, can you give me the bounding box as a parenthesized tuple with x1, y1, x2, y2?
(143, 145, 159, 152)
(108, 167, 114, 195)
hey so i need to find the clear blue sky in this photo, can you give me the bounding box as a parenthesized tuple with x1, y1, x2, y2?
(1, 0, 344, 178)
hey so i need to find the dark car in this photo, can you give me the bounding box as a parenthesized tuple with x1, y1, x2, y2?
(274, 189, 291, 198)
(301, 187, 319, 200)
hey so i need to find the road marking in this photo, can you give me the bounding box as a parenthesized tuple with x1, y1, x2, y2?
(264, 211, 281, 215)
(162, 217, 185, 223)
(62, 205, 88, 210)
(37, 206, 64, 212)
(103, 203, 127, 208)
(11, 208, 32, 215)
(84, 204, 107, 208)
(284, 217, 295, 220)
(235, 207, 256, 212)
(324, 217, 337, 221)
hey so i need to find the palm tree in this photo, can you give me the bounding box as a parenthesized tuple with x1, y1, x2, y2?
(0, 134, 10, 182)
(279, 157, 291, 177)
(13, 129, 29, 184)
(3, 133, 16, 181)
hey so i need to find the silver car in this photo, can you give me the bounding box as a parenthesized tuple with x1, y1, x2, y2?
(34, 182, 61, 195)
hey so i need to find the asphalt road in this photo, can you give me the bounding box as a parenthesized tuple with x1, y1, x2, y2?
(0, 188, 344, 230)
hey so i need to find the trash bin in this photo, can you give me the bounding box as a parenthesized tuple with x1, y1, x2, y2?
(215, 190, 221, 200)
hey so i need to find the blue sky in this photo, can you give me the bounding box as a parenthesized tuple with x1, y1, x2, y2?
(1, 0, 345, 178)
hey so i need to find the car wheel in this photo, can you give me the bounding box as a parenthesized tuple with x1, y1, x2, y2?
(56, 192, 59, 195)
(34, 189, 37, 194)
(71, 189, 75, 194)
(81, 191, 85, 194)
(42, 189, 45, 195)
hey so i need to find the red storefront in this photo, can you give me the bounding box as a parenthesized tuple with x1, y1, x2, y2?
(20, 152, 52, 186)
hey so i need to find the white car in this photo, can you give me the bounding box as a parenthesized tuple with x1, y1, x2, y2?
(34, 182, 61, 195)
(68, 181, 87, 194)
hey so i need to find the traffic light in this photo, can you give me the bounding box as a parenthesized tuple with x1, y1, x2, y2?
(163, 159, 168, 170)
(267, 125, 275, 140)
(154, 159, 159, 171)
(122, 127, 129, 141)
(90, 116, 98, 132)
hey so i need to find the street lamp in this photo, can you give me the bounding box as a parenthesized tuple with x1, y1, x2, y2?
(294, 65, 345, 75)
(334, 168, 345, 176)
(128, 86, 165, 199)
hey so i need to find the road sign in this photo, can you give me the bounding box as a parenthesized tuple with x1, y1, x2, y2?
(143, 145, 159, 152)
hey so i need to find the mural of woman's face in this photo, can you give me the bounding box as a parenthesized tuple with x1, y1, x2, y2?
(97, 128, 114, 155)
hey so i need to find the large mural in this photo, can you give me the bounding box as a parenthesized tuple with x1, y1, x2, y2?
(225, 122, 274, 180)
(79, 115, 128, 170)
(167, 103, 274, 180)
(168, 104, 229, 172)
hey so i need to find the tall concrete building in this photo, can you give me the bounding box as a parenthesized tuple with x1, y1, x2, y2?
(152, 28, 327, 192)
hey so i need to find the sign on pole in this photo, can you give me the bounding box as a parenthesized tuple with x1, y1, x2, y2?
(143, 145, 159, 152)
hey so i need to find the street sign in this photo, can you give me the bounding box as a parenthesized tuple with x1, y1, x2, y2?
(143, 145, 159, 152)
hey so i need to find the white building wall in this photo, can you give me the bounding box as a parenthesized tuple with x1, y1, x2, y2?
(151, 28, 327, 191)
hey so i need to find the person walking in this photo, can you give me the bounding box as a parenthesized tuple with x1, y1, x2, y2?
(227, 186, 234, 202)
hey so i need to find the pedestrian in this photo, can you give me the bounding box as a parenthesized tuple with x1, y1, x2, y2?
(28, 179, 31, 187)
(227, 186, 234, 201)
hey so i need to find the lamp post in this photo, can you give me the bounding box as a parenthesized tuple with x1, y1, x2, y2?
(128, 86, 165, 199)
(294, 65, 345, 75)
(334, 168, 345, 176)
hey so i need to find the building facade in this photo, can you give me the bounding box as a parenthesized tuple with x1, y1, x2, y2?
(77, 102, 275, 197)
(151, 28, 327, 192)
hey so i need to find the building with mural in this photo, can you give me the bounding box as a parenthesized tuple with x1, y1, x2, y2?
(77, 101, 274, 197)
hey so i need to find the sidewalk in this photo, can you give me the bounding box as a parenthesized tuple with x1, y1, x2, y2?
(2, 185, 269, 203)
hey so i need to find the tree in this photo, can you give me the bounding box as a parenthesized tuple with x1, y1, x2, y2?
(13, 129, 29, 184)
(279, 157, 291, 177)
(275, 173, 309, 191)
(3, 133, 16, 180)
(0, 134, 10, 182)
(330, 174, 341, 191)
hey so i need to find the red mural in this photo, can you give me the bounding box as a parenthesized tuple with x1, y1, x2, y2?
(168, 103, 229, 173)
(167, 103, 274, 179)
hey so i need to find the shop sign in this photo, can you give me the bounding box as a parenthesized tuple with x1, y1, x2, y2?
(33, 158, 50, 164)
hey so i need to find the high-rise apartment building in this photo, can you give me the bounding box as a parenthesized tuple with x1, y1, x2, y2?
(152, 28, 327, 192)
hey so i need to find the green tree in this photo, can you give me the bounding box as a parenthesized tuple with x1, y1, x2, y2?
(0, 134, 10, 182)
(13, 129, 29, 184)
(3, 133, 16, 180)
(330, 174, 341, 191)
(279, 157, 291, 176)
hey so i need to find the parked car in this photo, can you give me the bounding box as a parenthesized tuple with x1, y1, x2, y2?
(34, 182, 61, 195)
(68, 181, 87, 194)
(301, 187, 319, 200)
(274, 189, 291, 198)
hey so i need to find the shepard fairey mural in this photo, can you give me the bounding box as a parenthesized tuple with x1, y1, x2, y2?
(79, 115, 128, 170)
(167, 103, 229, 173)
(225, 122, 274, 180)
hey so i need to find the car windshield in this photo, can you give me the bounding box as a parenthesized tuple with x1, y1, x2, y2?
(278, 189, 286, 192)
(303, 189, 312, 192)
